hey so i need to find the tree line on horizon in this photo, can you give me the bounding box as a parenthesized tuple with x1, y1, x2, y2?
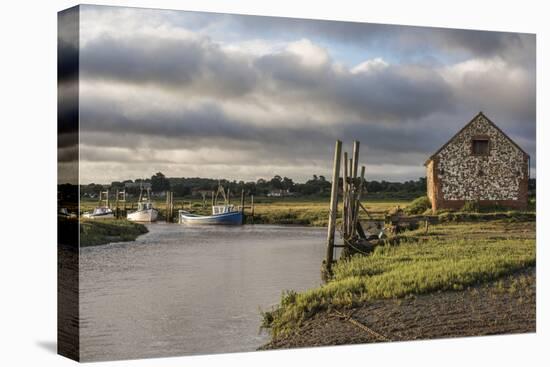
(79, 172, 432, 199)
(72, 172, 536, 200)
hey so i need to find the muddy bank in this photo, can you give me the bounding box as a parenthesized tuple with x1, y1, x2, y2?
(260, 268, 535, 350)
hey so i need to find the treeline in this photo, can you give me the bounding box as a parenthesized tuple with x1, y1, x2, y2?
(79, 172, 430, 199)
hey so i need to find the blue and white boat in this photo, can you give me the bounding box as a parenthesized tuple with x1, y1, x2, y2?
(179, 205, 243, 225)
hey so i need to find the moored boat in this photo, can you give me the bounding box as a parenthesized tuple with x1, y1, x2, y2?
(179, 204, 243, 225)
(82, 206, 115, 219)
(127, 186, 158, 222)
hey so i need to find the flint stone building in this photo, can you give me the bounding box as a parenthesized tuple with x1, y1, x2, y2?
(425, 112, 530, 212)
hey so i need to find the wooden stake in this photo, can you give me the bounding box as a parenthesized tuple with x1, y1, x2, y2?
(352, 166, 366, 238)
(343, 151, 349, 238)
(251, 194, 255, 224)
(351, 141, 360, 180)
(326, 140, 342, 273)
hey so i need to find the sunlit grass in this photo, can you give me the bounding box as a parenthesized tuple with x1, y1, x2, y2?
(262, 232, 535, 337)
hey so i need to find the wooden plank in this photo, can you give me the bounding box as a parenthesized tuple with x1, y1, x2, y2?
(326, 140, 342, 272)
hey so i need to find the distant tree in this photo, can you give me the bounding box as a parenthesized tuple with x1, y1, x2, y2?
(269, 175, 283, 190)
(151, 172, 170, 193)
(281, 177, 295, 191)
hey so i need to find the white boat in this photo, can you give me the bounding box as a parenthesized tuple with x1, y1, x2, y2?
(82, 206, 115, 219)
(127, 186, 158, 222)
(179, 204, 243, 225)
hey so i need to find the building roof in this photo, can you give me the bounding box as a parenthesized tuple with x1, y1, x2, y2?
(424, 111, 529, 166)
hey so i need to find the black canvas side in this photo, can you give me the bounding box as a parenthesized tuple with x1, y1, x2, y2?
(57, 5, 80, 362)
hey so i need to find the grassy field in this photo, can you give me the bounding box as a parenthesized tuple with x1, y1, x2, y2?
(261, 219, 536, 337)
(79, 196, 409, 226)
(80, 219, 148, 247)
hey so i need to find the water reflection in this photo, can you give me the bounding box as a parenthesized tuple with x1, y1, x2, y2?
(80, 224, 326, 361)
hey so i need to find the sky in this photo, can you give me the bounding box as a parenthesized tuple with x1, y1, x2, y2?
(60, 5, 536, 184)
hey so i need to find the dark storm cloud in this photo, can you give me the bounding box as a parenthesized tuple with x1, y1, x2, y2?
(80, 33, 455, 122)
(81, 35, 258, 98)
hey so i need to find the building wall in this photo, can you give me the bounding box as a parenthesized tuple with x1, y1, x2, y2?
(428, 114, 528, 210)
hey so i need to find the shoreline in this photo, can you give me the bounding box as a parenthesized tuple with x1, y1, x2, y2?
(79, 219, 149, 247)
(260, 268, 535, 350)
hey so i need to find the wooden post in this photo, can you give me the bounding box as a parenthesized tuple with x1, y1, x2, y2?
(342, 152, 349, 238)
(352, 166, 366, 239)
(170, 192, 174, 222)
(325, 140, 342, 274)
(347, 157, 353, 236)
(251, 194, 255, 224)
(351, 141, 360, 180)
(240, 189, 245, 213)
(240, 189, 245, 224)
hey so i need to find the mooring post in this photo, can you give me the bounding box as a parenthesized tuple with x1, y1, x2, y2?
(251, 194, 255, 224)
(170, 192, 174, 222)
(166, 192, 169, 222)
(343, 152, 349, 238)
(240, 189, 245, 224)
(326, 140, 342, 274)
(352, 166, 366, 238)
(351, 141, 360, 180)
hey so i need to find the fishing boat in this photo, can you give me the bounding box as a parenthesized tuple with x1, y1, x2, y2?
(179, 204, 243, 225)
(82, 206, 115, 219)
(83, 189, 115, 219)
(127, 186, 158, 222)
(179, 183, 243, 225)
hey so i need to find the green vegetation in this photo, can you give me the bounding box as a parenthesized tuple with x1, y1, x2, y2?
(78, 173, 430, 200)
(261, 220, 535, 337)
(80, 219, 148, 247)
(405, 196, 431, 215)
(461, 200, 481, 212)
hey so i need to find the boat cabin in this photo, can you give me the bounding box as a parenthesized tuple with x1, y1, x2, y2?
(212, 205, 237, 215)
(137, 202, 153, 211)
(92, 207, 112, 215)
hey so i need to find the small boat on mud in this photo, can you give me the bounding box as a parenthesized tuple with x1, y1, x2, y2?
(127, 186, 158, 222)
(179, 205, 243, 225)
(82, 206, 115, 219)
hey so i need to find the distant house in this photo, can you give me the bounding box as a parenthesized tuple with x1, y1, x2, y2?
(267, 189, 293, 197)
(425, 112, 530, 212)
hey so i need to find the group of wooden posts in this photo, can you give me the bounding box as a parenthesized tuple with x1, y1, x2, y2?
(97, 189, 128, 218)
(325, 140, 371, 275)
(97, 187, 254, 223)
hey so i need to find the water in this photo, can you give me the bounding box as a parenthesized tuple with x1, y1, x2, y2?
(79, 224, 327, 361)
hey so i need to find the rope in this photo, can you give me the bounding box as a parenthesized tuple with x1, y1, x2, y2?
(332, 309, 391, 342)
(343, 238, 373, 256)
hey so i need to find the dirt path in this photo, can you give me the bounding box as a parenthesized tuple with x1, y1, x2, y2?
(260, 268, 535, 350)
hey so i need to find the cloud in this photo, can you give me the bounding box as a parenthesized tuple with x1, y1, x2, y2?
(74, 5, 535, 183)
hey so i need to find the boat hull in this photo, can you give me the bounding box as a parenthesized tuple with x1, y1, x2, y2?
(127, 209, 158, 222)
(82, 213, 115, 219)
(179, 211, 243, 225)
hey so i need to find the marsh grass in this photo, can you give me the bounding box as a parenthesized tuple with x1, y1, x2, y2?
(262, 232, 535, 337)
(80, 219, 148, 247)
